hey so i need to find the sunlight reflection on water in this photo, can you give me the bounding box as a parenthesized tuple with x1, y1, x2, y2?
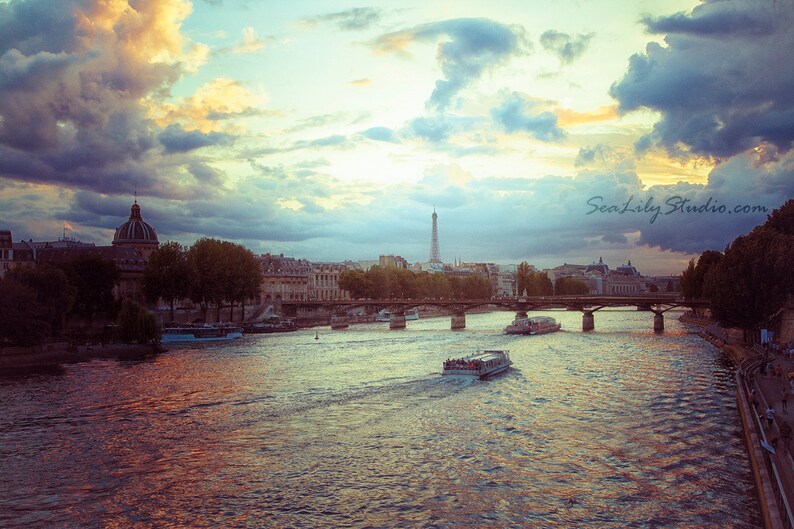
(0, 310, 760, 528)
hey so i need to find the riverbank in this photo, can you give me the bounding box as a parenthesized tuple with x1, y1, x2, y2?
(0, 341, 164, 376)
(680, 311, 752, 364)
(681, 311, 792, 528)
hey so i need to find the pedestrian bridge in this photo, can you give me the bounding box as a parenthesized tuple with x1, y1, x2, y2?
(279, 294, 709, 332)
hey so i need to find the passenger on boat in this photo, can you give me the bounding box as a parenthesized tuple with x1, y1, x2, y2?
(444, 358, 483, 370)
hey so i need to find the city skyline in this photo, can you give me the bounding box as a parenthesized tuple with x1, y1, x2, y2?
(1, 0, 792, 276)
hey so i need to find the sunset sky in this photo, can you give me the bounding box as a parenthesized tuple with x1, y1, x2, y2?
(0, 0, 792, 275)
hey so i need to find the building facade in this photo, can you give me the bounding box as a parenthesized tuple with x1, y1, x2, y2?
(260, 253, 311, 302)
(0, 230, 35, 278)
(309, 262, 353, 300)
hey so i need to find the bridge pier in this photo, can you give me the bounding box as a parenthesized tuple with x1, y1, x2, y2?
(515, 310, 528, 320)
(653, 312, 664, 332)
(330, 315, 349, 330)
(390, 311, 406, 330)
(451, 313, 466, 330)
(582, 310, 595, 332)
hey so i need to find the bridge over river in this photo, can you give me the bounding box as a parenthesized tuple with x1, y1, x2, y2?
(279, 294, 709, 332)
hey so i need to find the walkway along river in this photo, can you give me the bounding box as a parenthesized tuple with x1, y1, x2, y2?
(0, 309, 761, 528)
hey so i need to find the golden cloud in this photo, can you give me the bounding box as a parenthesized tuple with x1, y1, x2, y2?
(556, 104, 619, 127)
(151, 78, 267, 133)
(74, 0, 207, 70)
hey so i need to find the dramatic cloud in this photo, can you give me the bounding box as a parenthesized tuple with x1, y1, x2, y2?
(611, 0, 794, 159)
(539, 30, 593, 63)
(2, 1, 790, 276)
(373, 18, 527, 111)
(153, 78, 265, 133)
(491, 92, 565, 141)
(0, 0, 211, 195)
(159, 125, 234, 153)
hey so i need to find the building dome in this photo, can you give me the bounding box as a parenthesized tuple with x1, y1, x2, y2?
(584, 256, 609, 276)
(112, 201, 159, 259)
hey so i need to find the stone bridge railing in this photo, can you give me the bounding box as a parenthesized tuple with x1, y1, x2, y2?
(278, 295, 709, 332)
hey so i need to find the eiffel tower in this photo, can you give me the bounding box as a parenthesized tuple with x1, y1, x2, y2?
(430, 207, 441, 263)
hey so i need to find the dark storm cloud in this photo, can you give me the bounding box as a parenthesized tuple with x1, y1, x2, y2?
(0, 0, 80, 55)
(491, 92, 565, 141)
(159, 125, 234, 153)
(0, 0, 207, 198)
(539, 30, 593, 63)
(641, 10, 772, 36)
(376, 151, 789, 262)
(374, 18, 528, 111)
(611, 0, 794, 159)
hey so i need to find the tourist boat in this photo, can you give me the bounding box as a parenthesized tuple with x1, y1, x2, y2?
(243, 319, 297, 334)
(375, 308, 420, 322)
(442, 350, 512, 378)
(161, 323, 244, 343)
(504, 315, 561, 335)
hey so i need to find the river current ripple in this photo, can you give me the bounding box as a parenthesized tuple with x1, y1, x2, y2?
(0, 310, 760, 528)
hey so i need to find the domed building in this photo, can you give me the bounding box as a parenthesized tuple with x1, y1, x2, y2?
(112, 200, 159, 260)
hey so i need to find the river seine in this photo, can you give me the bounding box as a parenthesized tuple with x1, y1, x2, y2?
(0, 310, 761, 528)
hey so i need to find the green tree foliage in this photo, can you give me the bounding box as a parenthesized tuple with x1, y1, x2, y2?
(336, 267, 491, 300)
(187, 238, 226, 321)
(338, 269, 371, 299)
(695, 200, 794, 336)
(554, 277, 589, 295)
(516, 262, 553, 296)
(0, 277, 50, 346)
(440, 273, 491, 299)
(7, 264, 75, 336)
(143, 241, 191, 321)
(185, 238, 263, 321)
(56, 254, 120, 324)
(222, 241, 263, 321)
(415, 272, 452, 299)
(389, 268, 418, 298)
(530, 271, 553, 296)
(681, 250, 723, 300)
(117, 299, 161, 344)
(516, 262, 532, 296)
(366, 266, 392, 299)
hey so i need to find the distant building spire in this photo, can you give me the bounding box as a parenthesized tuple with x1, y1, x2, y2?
(430, 207, 441, 263)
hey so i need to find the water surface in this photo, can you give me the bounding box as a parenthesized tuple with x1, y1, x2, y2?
(0, 310, 760, 528)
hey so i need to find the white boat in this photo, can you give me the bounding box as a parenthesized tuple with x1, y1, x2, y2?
(375, 308, 420, 322)
(442, 350, 512, 378)
(161, 323, 244, 343)
(504, 315, 561, 335)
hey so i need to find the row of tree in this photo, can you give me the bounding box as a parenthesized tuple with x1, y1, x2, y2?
(681, 200, 794, 339)
(337, 266, 493, 300)
(143, 238, 263, 322)
(1, 237, 263, 346)
(336, 263, 590, 300)
(1, 254, 123, 346)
